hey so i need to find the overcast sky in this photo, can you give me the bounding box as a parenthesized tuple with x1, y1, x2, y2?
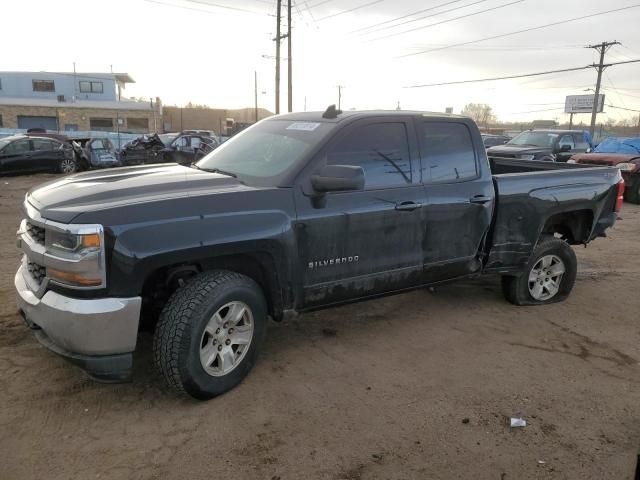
(3, 0, 640, 123)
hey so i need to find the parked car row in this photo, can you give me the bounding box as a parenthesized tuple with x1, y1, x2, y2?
(0, 130, 223, 176)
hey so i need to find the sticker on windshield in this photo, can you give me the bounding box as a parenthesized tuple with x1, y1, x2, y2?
(286, 122, 321, 131)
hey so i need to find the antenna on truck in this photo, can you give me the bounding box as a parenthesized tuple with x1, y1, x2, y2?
(322, 104, 342, 119)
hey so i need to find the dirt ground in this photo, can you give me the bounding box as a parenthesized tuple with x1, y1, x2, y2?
(1, 173, 639, 480)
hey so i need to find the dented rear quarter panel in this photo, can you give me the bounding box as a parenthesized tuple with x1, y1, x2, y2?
(486, 166, 621, 271)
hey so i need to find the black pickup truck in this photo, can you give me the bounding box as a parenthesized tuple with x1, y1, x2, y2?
(15, 109, 624, 399)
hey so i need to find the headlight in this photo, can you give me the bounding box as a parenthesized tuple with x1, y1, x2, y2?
(616, 163, 636, 172)
(519, 154, 535, 160)
(44, 225, 105, 288)
(567, 159, 577, 164)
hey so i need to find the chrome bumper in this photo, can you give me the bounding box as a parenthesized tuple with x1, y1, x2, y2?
(15, 265, 141, 356)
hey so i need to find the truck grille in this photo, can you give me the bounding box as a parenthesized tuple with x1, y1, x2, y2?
(27, 260, 46, 285)
(26, 221, 45, 245)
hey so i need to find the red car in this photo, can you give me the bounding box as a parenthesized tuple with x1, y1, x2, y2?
(570, 152, 640, 204)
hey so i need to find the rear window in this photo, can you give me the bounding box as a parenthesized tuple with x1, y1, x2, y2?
(421, 122, 478, 182)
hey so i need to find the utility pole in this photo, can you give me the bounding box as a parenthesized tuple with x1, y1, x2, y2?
(337, 85, 343, 110)
(254, 71, 258, 123)
(274, 0, 282, 114)
(287, 0, 292, 112)
(587, 40, 620, 137)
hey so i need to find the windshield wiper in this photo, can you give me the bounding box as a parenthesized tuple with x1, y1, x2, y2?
(191, 164, 237, 178)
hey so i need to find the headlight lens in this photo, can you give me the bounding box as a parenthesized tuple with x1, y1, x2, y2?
(519, 154, 535, 160)
(567, 159, 577, 164)
(616, 163, 636, 171)
(44, 226, 105, 288)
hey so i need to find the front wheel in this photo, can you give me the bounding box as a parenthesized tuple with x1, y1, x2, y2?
(153, 270, 267, 400)
(502, 237, 577, 305)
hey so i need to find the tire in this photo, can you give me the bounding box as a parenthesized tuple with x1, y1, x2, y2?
(624, 176, 640, 204)
(502, 237, 577, 306)
(153, 270, 267, 400)
(58, 158, 77, 174)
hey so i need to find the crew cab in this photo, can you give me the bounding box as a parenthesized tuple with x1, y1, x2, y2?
(569, 136, 640, 204)
(487, 129, 592, 162)
(15, 109, 623, 400)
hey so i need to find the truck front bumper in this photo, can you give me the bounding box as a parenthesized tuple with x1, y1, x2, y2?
(15, 265, 142, 382)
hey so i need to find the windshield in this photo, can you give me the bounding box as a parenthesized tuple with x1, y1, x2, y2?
(508, 131, 558, 148)
(0, 139, 9, 151)
(195, 119, 334, 182)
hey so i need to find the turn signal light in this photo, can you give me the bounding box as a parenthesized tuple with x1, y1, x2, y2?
(615, 179, 625, 213)
(47, 268, 103, 287)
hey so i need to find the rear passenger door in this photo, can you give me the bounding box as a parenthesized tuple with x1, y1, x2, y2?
(419, 120, 494, 282)
(31, 139, 63, 172)
(294, 118, 425, 308)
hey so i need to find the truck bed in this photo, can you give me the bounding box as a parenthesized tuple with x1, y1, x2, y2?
(485, 157, 621, 273)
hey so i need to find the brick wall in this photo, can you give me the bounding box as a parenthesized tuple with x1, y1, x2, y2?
(0, 104, 161, 133)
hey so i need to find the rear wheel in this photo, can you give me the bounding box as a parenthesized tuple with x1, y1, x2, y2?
(59, 158, 77, 174)
(502, 237, 577, 305)
(153, 270, 267, 400)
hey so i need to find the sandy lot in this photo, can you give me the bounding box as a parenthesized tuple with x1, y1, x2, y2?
(1, 173, 639, 480)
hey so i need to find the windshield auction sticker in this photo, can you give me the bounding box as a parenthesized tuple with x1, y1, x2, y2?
(286, 122, 321, 131)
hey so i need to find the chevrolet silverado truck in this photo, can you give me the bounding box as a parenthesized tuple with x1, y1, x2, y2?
(487, 129, 592, 162)
(15, 108, 624, 400)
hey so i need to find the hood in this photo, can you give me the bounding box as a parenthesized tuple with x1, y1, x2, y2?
(570, 153, 640, 166)
(486, 145, 551, 157)
(27, 164, 252, 223)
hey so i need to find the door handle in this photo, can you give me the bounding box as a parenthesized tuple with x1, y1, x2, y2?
(395, 201, 422, 211)
(469, 195, 492, 204)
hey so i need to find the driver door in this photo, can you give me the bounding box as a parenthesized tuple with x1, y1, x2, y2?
(293, 118, 426, 309)
(0, 139, 34, 173)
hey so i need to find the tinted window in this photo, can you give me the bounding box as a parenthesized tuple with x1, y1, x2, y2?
(422, 122, 477, 182)
(4, 139, 31, 154)
(573, 133, 590, 150)
(327, 123, 412, 189)
(32, 139, 57, 151)
(558, 134, 575, 149)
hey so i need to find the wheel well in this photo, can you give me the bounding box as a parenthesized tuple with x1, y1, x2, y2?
(139, 253, 284, 331)
(541, 209, 593, 245)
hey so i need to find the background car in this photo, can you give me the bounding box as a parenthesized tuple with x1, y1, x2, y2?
(0, 135, 76, 175)
(162, 132, 219, 165)
(487, 129, 592, 162)
(71, 137, 120, 169)
(481, 134, 511, 149)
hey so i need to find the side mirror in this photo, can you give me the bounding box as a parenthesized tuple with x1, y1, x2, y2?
(559, 144, 572, 153)
(310, 165, 364, 193)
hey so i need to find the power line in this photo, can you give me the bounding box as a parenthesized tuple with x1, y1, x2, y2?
(172, 0, 270, 14)
(372, 0, 524, 41)
(316, 0, 385, 21)
(607, 104, 640, 113)
(351, 0, 488, 35)
(404, 59, 640, 88)
(510, 107, 564, 114)
(398, 4, 640, 58)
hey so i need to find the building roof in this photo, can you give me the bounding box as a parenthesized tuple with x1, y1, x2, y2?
(0, 71, 135, 83)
